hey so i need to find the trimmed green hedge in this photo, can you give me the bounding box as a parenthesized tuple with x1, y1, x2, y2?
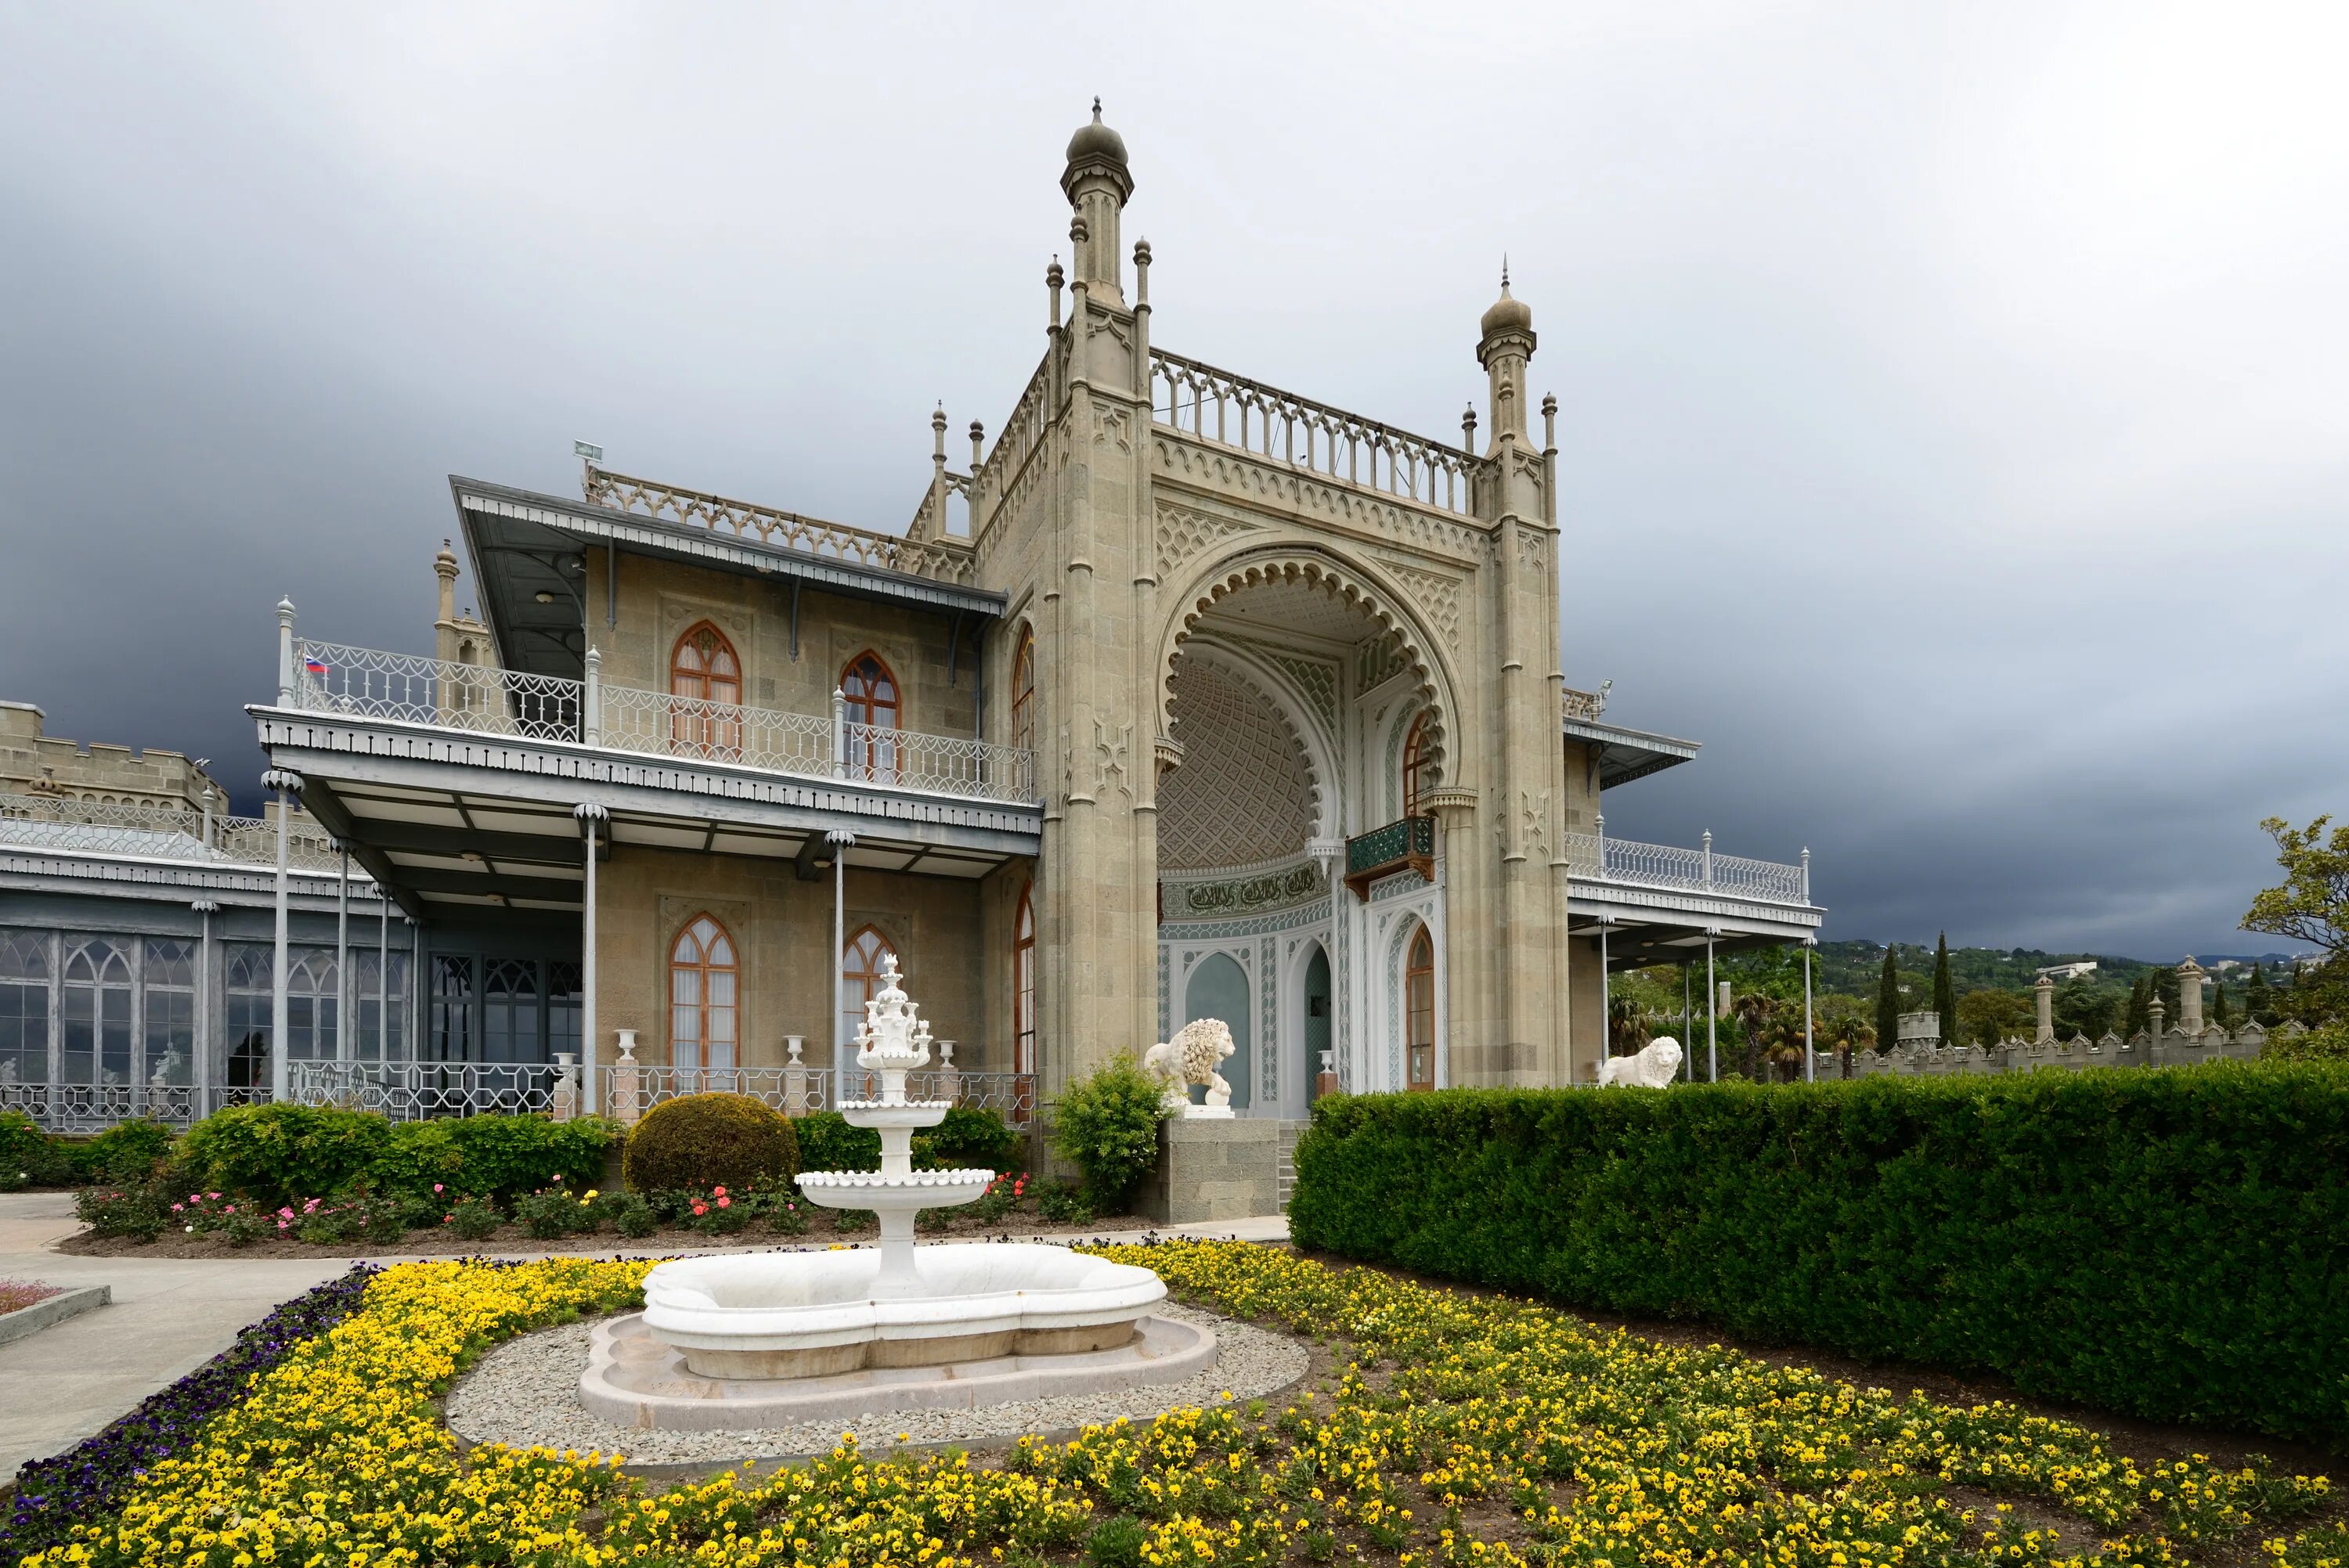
(791, 1107, 1021, 1176)
(1289, 1064, 2349, 1443)
(180, 1104, 617, 1209)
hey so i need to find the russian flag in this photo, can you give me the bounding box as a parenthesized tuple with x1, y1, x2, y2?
(304, 654, 329, 676)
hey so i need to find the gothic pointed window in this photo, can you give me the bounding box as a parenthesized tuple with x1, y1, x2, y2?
(1406, 925, 1436, 1092)
(62, 939, 132, 1087)
(1010, 629, 1036, 757)
(669, 914, 738, 1079)
(1402, 712, 1433, 819)
(1012, 884, 1036, 1073)
(842, 651, 900, 783)
(671, 622, 742, 759)
(841, 925, 898, 1055)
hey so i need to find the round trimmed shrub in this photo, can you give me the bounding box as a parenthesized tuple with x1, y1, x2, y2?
(623, 1092, 799, 1195)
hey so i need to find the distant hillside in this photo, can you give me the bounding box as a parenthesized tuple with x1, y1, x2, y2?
(1807, 940, 2302, 998)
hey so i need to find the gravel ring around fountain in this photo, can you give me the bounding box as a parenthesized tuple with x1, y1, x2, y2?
(445, 1301, 1308, 1472)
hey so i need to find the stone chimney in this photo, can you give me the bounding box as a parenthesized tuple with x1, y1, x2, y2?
(2033, 972, 2055, 1044)
(2177, 957, 2206, 1033)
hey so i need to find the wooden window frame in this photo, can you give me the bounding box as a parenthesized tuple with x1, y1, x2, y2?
(1405, 925, 1437, 1091)
(670, 622, 743, 759)
(1402, 712, 1433, 820)
(669, 913, 739, 1076)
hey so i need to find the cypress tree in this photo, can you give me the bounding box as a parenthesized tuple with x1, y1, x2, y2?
(1932, 933, 1957, 1046)
(2152, 961, 2181, 1013)
(2213, 981, 2233, 1028)
(1875, 945, 1901, 1053)
(2247, 961, 2271, 1024)
(2124, 973, 2151, 1036)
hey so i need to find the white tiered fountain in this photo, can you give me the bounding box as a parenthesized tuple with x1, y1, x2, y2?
(579, 954, 1214, 1431)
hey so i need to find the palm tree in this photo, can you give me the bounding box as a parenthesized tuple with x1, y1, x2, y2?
(1820, 1014, 1875, 1079)
(1732, 990, 1783, 1080)
(1607, 993, 1651, 1058)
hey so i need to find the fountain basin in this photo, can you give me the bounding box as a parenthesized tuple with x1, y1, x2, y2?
(795, 1166, 995, 1216)
(641, 1244, 1168, 1379)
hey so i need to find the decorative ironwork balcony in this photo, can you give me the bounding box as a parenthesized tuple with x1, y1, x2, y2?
(1344, 814, 1437, 900)
(1564, 831, 1810, 906)
(286, 639, 1037, 805)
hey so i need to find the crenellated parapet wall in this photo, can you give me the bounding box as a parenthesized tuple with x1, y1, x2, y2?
(1846, 1018, 2296, 1078)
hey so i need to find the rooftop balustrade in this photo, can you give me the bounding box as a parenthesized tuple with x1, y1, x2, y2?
(1565, 831, 1810, 907)
(1149, 349, 1485, 517)
(283, 639, 1039, 806)
(0, 791, 353, 875)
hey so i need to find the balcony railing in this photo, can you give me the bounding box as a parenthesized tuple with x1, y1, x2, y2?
(1344, 814, 1438, 899)
(287, 639, 1038, 805)
(1565, 832, 1810, 906)
(1150, 349, 1483, 517)
(288, 1058, 1038, 1127)
(584, 465, 981, 589)
(0, 791, 355, 876)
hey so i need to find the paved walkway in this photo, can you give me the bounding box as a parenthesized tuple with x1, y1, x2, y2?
(0, 1193, 1287, 1483)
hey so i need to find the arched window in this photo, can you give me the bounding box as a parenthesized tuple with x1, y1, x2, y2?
(63, 939, 132, 1087)
(0, 930, 52, 1090)
(669, 914, 738, 1077)
(1012, 884, 1036, 1079)
(1009, 629, 1036, 756)
(841, 925, 898, 1055)
(842, 651, 900, 782)
(671, 622, 742, 759)
(285, 949, 339, 1064)
(1402, 712, 1433, 819)
(226, 946, 272, 1092)
(1405, 925, 1436, 1092)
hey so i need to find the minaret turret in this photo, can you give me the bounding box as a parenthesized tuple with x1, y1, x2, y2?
(1476, 262, 1537, 452)
(1062, 99, 1133, 305)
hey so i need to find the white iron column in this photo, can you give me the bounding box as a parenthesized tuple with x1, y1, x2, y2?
(828, 830, 857, 1077)
(376, 887, 389, 1064)
(1680, 961, 1691, 1080)
(194, 899, 218, 1117)
(262, 768, 303, 1101)
(1308, 838, 1346, 1090)
(575, 802, 608, 1115)
(276, 597, 298, 705)
(335, 843, 350, 1066)
(1597, 917, 1611, 1062)
(1705, 929, 1718, 1083)
(1802, 937, 1815, 1083)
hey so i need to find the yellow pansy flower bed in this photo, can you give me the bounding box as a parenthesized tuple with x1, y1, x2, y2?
(21, 1243, 2345, 1568)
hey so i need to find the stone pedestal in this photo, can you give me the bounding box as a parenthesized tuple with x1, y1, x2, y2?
(1137, 1116, 1279, 1225)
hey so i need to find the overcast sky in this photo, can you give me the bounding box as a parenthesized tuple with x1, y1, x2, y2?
(2, 2, 2343, 963)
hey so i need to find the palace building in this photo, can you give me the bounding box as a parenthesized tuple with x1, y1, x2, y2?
(1, 109, 1822, 1135)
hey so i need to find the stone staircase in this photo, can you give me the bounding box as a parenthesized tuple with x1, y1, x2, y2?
(1276, 1119, 1308, 1211)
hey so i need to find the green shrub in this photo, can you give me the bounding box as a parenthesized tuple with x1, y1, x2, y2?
(74, 1182, 168, 1241)
(1086, 1515, 1147, 1568)
(1049, 1054, 1172, 1213)
(0, 1108, 42, 1184)
(446, 1195, 501, 1241)
(514, 1185, 596, 1240)
(915, 1106, 1021, 1173)
(2266, 1019, 2349, 1062)
(597, 1189, 657, 1238)
(181, 1104, 392, 1209)
(80, 1118, 178, 1183)
(1034, 1178, 1094, 1227)
(793, 1111, 880, 1173)
(1290, 1064, 2349, 1444)
(431, 1116, 615, 1201)
(624, 1094, 798, 1194)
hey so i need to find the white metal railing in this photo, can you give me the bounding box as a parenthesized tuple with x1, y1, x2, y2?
(585, 466, 981, 588)
(289, 1059, 560, 1119)
(1150, 348, 1483, 517)
(0, 792, 355, 877)
(0, 1078, 204, 1133)
(598, 684, 835, 776)
(287, 638, 1039, 805)
(294, 639, 579, 739)
(288, 1058, 1037, 1127)
(1565, 832, 1810, 906)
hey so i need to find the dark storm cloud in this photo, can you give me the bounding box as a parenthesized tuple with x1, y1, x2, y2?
(2, 2, 2342, 962)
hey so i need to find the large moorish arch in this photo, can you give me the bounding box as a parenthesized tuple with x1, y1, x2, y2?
(1153, 542, 1465, 795)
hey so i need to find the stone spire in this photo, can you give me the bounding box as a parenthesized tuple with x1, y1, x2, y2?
(1475, 260, 1537, 452)
(1061, 99, 1133, 305)
(434, 538, 459, 626)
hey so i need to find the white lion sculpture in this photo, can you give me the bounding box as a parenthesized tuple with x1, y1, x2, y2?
(1597, 1036, 1683, 1088)
(1143, 1017, 1237, 1114)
